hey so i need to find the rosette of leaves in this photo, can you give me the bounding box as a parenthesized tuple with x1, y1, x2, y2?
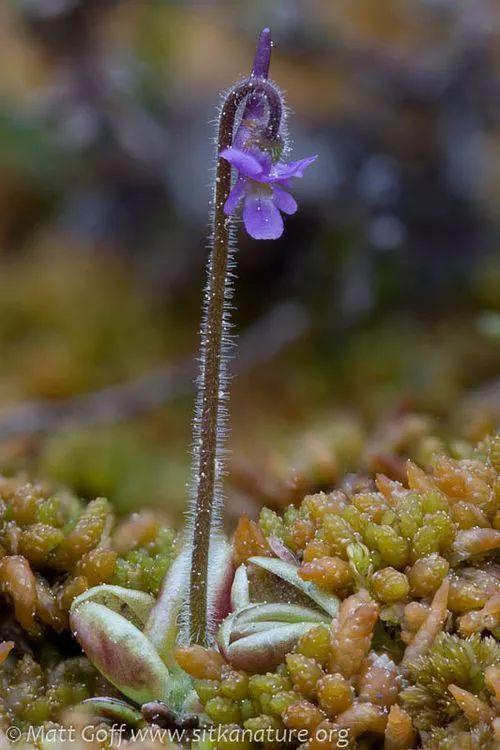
(69, 537, 340, 725)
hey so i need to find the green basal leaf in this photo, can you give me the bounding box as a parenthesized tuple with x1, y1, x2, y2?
(248, 556, 340, 616)
(71, 585, 155, 630)
(230, 564, 251, 609)
(70, 601, 171, 706)
(81, 697, 145, 727)
(218, 601, 328, 672)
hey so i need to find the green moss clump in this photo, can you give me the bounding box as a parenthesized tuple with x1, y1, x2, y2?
(113, 526, 175, 596)
(0, 477, 175, 631)
(0, 653, 116, 730)
(401, 633, 498, 729)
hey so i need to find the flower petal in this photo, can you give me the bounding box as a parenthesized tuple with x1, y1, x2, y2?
(220, 147, 265, 179)
(272, 186, 298, 215)
(268, 154, 318, 181)
(224, 176, 246, 215)
(243, 192, 284, 240)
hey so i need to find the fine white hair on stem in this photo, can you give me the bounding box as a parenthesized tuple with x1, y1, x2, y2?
(183, 68, 285, 645)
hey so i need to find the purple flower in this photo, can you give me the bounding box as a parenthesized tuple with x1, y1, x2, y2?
(218, 27, 317, 240)
(221, 147, 317, 240)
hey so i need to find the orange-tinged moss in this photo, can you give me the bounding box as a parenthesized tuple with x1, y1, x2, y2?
(175, 645, 225, 680)
(330, 594, 379, 678)
(285, 653, 323, 700)
(299, 556, 353, 593)
(282, 699, 325, 732)
(74, 548, 117, 587)
(384, 705, 416, 750)
(316, 673, 353, 718)
(0, 556, 40, 636)
(199, 436, 500, 748)
(233, 516, 271, 567)
(303, 537, 331, 562)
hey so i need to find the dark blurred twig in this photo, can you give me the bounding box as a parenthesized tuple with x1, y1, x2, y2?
(0, 301, 309, 441)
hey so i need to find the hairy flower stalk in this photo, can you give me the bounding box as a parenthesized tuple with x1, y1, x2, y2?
(188, 31, 282, 645)
(188, 28, 316, 644)
(67, 28, 316, 720)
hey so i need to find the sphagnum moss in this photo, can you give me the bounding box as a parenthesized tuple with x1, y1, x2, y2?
(0, 477, 175, 729)
(178, 439, 500, 749)
(0, 438, 498, 747)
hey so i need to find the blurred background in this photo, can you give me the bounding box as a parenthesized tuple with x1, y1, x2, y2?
(0, 0, 499, 527)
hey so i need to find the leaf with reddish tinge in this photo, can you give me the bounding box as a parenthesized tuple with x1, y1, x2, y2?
(220, 619, 319, 672)
(71, 601, 171, 706)
(145, 547, 189, 668)
(82, 697, 145, 727)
